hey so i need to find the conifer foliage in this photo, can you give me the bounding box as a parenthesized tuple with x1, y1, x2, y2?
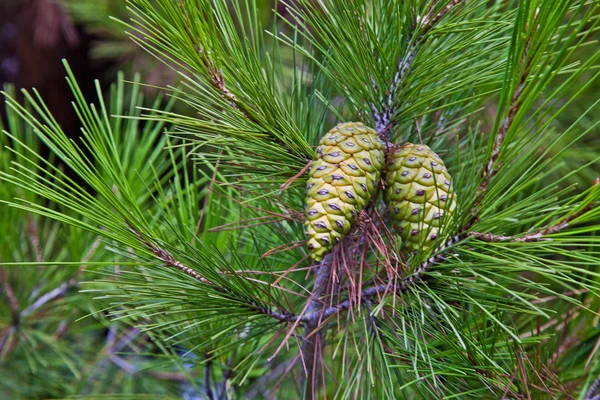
(1, 0, 600, 399)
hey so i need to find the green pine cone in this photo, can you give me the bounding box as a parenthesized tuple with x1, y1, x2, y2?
(385, 143, 457, 254)
(305, 122, 384, 261)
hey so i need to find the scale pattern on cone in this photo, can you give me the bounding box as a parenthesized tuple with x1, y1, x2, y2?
(305, 122, 384, 261)
(385, 143, 456, 253)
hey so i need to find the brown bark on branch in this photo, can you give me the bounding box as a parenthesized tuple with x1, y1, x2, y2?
(300, 253, 333, 398)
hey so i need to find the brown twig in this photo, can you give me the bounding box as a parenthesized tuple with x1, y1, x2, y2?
(205, 358, 215, 400)
(0, 269, 20, 324)
(208, 214, 296, 233)
(127, 222, 213, 285)
(295, 234, 459, 323)
(260, 241, 306, 260)
(300, 254, 334, 398)
(146, 371, 191, 382)
(126, 222, 295, 322)
(193, 155, 222, 244)
(79, 235, 103, 277)
(27, 216, 44, 266)
(20, 279, 77, 318)
(375, 0, 463, 137)
(465, 15, 537, 229)
(468, 188, 597, 243)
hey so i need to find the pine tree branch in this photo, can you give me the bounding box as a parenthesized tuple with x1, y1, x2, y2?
(27, 216, 44, 266)
(178, 1, 239, 112)
(468, 207, 596, 242)
(127, 222, 213, 285)
(376, 0, 464, 137)
(468, 180, 598, 242)
(173, 1, 306, 161)
(465, 15, 536, 230)
(0, 269, 20, 324)
(126, 222, 295, 322)
(204, 357, 215, 400)
(20, 279, 78, 318)
(296, 236, 459, 323)
(300, 253, 334, 398)
(246, 356, 300, 399)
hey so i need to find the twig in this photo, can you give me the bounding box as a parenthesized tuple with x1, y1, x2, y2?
(126, 222, 295, 322)
(297, 236, 458, 323)
(32, 0, 80, 48)
(375, 0, 463, 137)
(20, 279, 77, 318)
(108, 353, 137, 374)
(208, 214, 296, 233)
(205, 358, 215, 400)
(79, 235, 103, 277)
(27, 216, 44, 266)
(421, 0, 463, 31)
(0, 326, 16, 354)
(260, 241, 306, 260)
(105, 327, 142, 375)
(472, 79, 526, 210)
(179, 2, 239, 110)
(364, 299, 388, 349)
(246, 356, 300, 399)
(193, 154, 222, 245)
(146, 371, 191, 382)
(468, 189, 597, 242)
(81, 326, 142, 394)
(300, 254, 334, 398)
(178, 0, 300, 165)
(0, 269, 20, 323)
(218, 349, 237, 400)
(127, 222, 212, 285)
(466, 14, 537, 228)
(415, 118, 423, 144)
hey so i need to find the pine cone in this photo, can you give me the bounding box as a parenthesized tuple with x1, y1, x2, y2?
(385, 143, 457, 254)
(305, 122, 384, 261)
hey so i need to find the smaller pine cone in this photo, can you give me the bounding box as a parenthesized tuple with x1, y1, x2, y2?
(305, 122, 384, 261)
(385, 143, 457, 253)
